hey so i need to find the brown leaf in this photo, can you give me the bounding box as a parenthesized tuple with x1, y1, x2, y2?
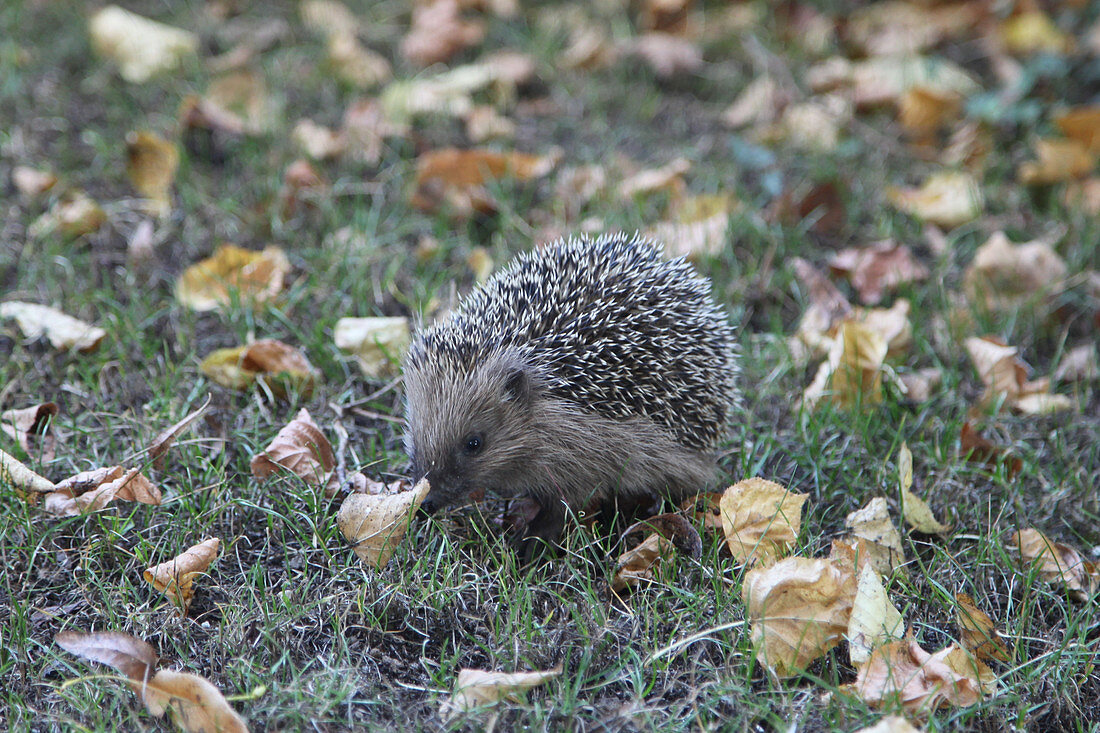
(959, 421, 1022, 478)
(140, 669, 249, 733)
(886, 171, 982, 228)
(963, 231, 1067, 312)
(280, 159, 329, 218)
(718, 478, 806, 566)
(626, 33, 702, 79)
(1010, 528, 1098, 602)
(899, 367, 943, 404)
(327, 32, 390, 88)
(618, 157, 690, 201)
(205, 70, 274, 135)
(1019, 138, 1094, 185)
(176, 244, 290, 312)
(0, 301, 106, 352)
(12, 166, 58, 198)
(440, 666, 562, 721)
(852, 640, 990, 714)
(743, 556, 857, 678)
(1054, 344, 1099, 382)
(411, 148, 556, 216)
(965, 336, 1072, 414)
(333, 317, 411, 378)
(401, 0, 485, 67)
(844, 497, 905, 575)
(722, 76, 788, 129)
(955, 593, 1011, 663)
(54, 630, 157, 685)
(899, 86, 962, 140)
(0, 447, 55, 500)
(143, 538, 221, 616)
(29, 191, 106, 239)
(1055, 106, 1100, 153)
(250, 408, 337, 494)
(146, 395, 210, 470)
(678, 491, 724, 531)
(1, 402, 58, 457)
(200, 339, 318, 398)
(802, 321, 888, 409)
(612, 533, 675, 592)
(622, 512, 701, 559)
(829, 241, 929, 305)
(293, 119, 346, 160)
(337, 478, 430, 568)
(126, 131, 179, 218)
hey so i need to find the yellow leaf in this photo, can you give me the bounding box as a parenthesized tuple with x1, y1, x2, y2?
(143, 538, 221, 616)
(440, 666, 562, 721)
(176, 244, 290, 312)
(333, 317, 411, 379)
(336, 478, 430, 568)
(719, 477, 806, 566)
(0, 301, 106, 352)
(126, 130, 179, 217)
(847, 564, 905, 664)
(886, 171, 982, 227)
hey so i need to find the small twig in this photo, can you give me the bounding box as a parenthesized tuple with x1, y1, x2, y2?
(350, 407, 405, 426)
(330, 413, 350, 489)
(645, 620, 746, 665)
(343, 376, 403, 410)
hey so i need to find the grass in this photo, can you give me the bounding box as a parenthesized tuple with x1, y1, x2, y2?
(2, 0, 1100, 731)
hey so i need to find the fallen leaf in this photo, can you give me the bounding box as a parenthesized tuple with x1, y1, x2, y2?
(618, 157, 690, 201)
(1055, 106, 1100, 153)
(205, 70, 274, 135)
(328, 32, 391, 88)
(560, 26, 618, 71)
(802, 321, 888, 409)
(300, 0, 359, 38)
(722, 75, 788, 129)
(89, 6, 199, 83)
(440, 666, 562, 721)
(1054, 345, 1099, 382)
(847, 2, 980, 56)
(767, 180, 846, 236)
(337, 478, 430, 568)
(1019, 138, 1094, 185)
(852, 639, 990, 714)
(466, 246, 494, 283)
(1010, 528, 1098, 602)
(899, 86, 962, 140)
(637, 0, 694, 36)
(789, 257, 853, 360)
(743, 556, 857, 678)
(401, 0, 485, 67)
(899, 367, 943, 404)
(250, 408, 338, 495)
(29, 191, 106, 239)
(1000, 11, 1073, 55)
(771, 97, 850, 152)
(959, 421, 1021, 478)
(955, 593, 1010, 663)
(143, 538, 221, 616)
(47, 467, 162, 516)
(12, 166, 58, 198)
(279, 159, 329, 218)
(1, 402, 58, 457)
(853, 716, 924, 733)
(176, 244, 290, 312)
(612, 533, 674, 592)
(965, 336, 1072, 414)
(718, 477, 806, 566)
(848, 563, 905, 664)
(0, 301, 106, 352)
(829, 241, 929, 305)
(333, 317, 411, 378)
(886, 171, 982, 228)
(679, 492, 724, 531)
(146, 396, 210, 470)
(845, 497, 905, 575)
(465, 105, 515, 142)
(411, 148, 556, 216)
(293, 119, 346, 160)
(809, 55, 978, 109)
(626, 33, 702, 78)
(0, 447, 54, 499)
(963, 231, 1067, 312)
(126, 131, 179, 217)
(200, 339, 318, 399)
(55, 630, 248, 733)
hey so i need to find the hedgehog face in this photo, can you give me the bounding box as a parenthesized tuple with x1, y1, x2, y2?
(404, 348, 537, 514)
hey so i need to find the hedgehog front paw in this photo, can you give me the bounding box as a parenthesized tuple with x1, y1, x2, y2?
(506, 499, 565, 562)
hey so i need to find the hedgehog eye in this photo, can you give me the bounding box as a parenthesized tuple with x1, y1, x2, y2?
(463, 435, 483, 455)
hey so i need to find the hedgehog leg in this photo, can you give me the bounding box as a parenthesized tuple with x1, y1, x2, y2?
(511, 499, 566, 561)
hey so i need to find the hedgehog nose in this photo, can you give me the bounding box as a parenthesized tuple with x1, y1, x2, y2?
(419, 496, 440, 516)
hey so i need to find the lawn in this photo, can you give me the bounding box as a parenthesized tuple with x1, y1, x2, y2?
(2, 1, 1099, 731)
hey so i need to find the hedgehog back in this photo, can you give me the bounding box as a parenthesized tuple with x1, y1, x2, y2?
(407, 233, 737, 450)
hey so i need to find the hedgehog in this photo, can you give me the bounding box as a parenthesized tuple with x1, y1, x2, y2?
(403, 232, 739, 556)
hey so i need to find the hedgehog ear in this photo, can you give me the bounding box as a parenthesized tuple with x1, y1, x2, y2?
(502, 366, 532, 405)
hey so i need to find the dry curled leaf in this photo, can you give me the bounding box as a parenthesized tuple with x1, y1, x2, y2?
(146, 396, 209, 471)
(126, 130, 179, 217)
(293, 119, 346, 160)
(845, 497, 906, 575)
(143, 538, 221, 616)
(1056, 106, 1100, 153)
(955, 593, 1010, 663)
(250, 408, 337, 495)
(333, 317, 411, 378)
(411, 148, 556, 216)
(337, 478, 430, 568)
(201, 339, 318, 398)
(743, 556, 856, 678)
(829, 241, 929, 305)
(618, 157, 690, 201)
(401, 0, 485, 67)
(0, 447, 55, 499)
(1010, 529, 1098, 602)
(965, 336, 1072, 414)
(959, 421, 1022, 478)
(1019, 138, 1094, 185)
(852, 639, 993, 715)
(719, 477, 806, 566)
(12, 166, 58, 198)
(176, 244, 290, 312)
(802, 321, 888, 409)
(1, 402, 58, 457)
(679, 491, 724, 531)
(328, 32, 390, 89)
(29, 191, 106, 239)
(612, 533, 674, 592)
(89, 6, 199, 83)
(848, 564, 905, 665)
(963, 231, 1067, 313)
(899, 367, 943, 404)
(55, 630, 248, 733)
(440, 666, 562, 721)
(1054, 345, 1099, 383)
(626, 33, 703, 79)
(0, 301, 106, 353)
(886, 171, 982, 228)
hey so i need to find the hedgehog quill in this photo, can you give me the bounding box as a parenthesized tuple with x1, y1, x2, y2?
(403, 233, 739, 557)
